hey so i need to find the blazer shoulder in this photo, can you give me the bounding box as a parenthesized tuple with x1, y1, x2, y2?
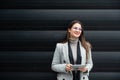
(56, 42, 67, 47)
(54, 43, 64, 53)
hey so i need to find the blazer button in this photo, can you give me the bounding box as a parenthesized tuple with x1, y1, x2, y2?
(63, 60, 66, 63)
(83, 77, 85, 79)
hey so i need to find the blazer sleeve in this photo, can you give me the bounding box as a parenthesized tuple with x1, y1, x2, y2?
(85, 48, 93, 75)
(51, 43, 67, 73)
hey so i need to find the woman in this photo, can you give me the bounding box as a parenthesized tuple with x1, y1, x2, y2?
(51, 20, 93, 80)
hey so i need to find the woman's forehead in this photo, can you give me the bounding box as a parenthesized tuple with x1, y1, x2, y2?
(72, 23, 81, 27)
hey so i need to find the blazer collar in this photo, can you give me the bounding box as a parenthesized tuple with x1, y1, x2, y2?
(63, 41, 83, 63)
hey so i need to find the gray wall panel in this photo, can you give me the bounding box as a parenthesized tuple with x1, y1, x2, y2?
(0, 51, 120, 72)
(0, 31, 119, 51)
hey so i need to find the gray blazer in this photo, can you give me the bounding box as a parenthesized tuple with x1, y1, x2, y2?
(51, 41, 93, 80)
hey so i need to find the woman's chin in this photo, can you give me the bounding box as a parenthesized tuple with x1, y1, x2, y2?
(74, 35, 80, 38)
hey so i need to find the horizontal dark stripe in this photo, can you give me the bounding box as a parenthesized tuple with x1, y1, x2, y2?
(0, 0, 120, 9)
(90, 72, 120, 80)
(0, 20, 120, 30)
(0, 72, 56, 80)
(0, 10, 119, 30)
(0, 51, 53, 72)
(0, 31, 119, 51)
(92, 52, 120, 72)
(0, 51, 120, 72)
(0, 10, 119, 20)
(0, 72, 120, 80)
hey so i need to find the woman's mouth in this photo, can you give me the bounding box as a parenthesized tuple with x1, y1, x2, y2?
(74, 32, 80, 35)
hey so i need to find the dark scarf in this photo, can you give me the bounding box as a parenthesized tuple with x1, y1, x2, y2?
(68, 40, 81, 80)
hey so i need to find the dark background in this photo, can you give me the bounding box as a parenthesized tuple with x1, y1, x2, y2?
(0, 0, 120, 80)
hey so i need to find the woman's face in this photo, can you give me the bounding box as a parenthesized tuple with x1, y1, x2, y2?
(68, 23, 82, 39)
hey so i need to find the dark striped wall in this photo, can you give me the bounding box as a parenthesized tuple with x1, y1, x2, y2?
(0, 0, 120, 80)
(0, 0, 120, 9)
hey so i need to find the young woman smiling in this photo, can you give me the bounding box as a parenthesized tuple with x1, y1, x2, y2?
(51, 20, 93, 80)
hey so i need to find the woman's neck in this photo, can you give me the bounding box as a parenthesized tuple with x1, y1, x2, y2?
(69, 37, 79, 41)
(69, 38, 79, 44)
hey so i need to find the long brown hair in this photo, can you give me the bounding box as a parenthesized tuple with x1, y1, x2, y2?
(62, 20, 92, 60)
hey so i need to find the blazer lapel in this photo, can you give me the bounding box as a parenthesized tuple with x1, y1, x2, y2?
(63, 42, 70, 64)
(63, 41, 86, 64)
(63, 42, 73, 74)
(79, 41, 86, 65)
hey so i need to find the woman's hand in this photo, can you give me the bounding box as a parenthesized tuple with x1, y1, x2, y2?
(65, 64, 72, 72)
(78, 67, 88, 72)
